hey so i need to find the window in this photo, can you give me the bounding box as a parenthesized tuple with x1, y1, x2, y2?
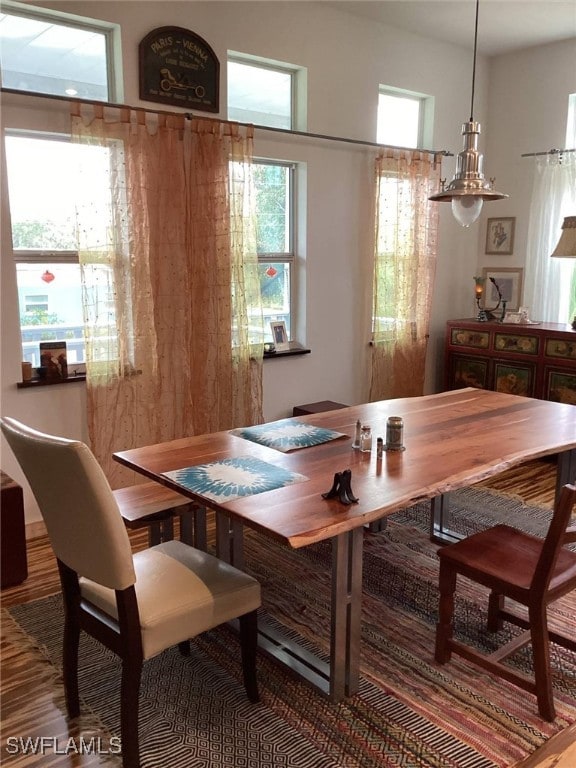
(7, 133, 298, 360)
(377, 87, 432, 148)
(0, 1, 120, 101)
(5, 133, 111, 369)
(253, 161, 295, 342)
(227, 55, 300, 129)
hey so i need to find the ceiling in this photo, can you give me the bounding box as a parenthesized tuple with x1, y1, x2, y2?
(326, 1, 576, 56)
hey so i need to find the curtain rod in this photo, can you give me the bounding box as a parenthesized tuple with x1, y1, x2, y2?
(521, 147, 576, 158)
(213, 121, 452, 156)
(1, 86, 451, 157)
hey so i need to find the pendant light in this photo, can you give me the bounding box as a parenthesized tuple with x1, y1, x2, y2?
(429, 0, 508, 226)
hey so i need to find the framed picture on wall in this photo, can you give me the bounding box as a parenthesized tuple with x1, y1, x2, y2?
(481, 267, 524, 311)
(485, 217, 515, 255)
(270, 321, 289, 351)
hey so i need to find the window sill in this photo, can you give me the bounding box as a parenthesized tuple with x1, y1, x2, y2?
(17, 374, 86, 389)
(264, 343, 311, 359)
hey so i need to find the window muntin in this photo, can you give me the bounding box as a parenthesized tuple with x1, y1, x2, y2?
(228, 57, 294, 129)
(253, 161, 295, 342)
(377, 88, 429, 149)
(0, 3, 115, 101)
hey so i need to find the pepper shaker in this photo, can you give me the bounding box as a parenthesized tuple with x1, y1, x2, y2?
(353, 419, 361, 449)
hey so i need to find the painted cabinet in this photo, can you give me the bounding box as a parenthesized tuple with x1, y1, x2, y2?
(445, 319, 576, 404)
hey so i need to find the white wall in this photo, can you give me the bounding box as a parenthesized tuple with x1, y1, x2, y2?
(482, 38, 576, 277)
(1, 1, 573, 524)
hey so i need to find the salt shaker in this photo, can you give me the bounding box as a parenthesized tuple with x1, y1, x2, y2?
(360, 425, 372, 453)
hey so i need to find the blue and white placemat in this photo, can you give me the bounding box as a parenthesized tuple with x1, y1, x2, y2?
(162, 456, 308, 504)
(230, 419, 348, 452)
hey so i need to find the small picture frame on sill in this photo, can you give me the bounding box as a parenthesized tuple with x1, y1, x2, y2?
(485, 217, 515, 255)
(270, 321, 289, 351)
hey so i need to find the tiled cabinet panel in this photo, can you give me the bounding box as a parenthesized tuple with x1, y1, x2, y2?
(445, 319, 576, 404)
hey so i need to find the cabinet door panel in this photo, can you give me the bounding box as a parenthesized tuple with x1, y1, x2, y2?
(493, 360, 535, 397)
(545, 368, 576, 404)
(450, 355, 489, 390)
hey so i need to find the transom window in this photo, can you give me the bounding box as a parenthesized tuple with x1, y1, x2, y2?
(377, 87, 432, 148)
(0, 1, 119, 101)
(227, 55, 298, 129)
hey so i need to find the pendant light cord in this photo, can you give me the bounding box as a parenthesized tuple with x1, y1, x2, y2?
(470, 0, 480, 121)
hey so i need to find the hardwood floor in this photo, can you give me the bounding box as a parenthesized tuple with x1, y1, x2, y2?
(1, 459, 574, 767)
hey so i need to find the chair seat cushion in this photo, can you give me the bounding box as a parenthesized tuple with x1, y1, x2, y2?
(438, 524, 576, 595)
(80, 540, 261, 659)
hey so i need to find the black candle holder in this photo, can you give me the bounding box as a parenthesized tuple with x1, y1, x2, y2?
(322, 469, 359, 505)
(475, 277, 507, 322)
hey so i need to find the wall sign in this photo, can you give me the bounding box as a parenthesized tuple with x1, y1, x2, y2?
(139, 26, 219, 112)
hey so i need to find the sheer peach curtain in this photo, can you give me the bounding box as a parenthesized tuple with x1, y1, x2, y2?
(71, 105, 263, 486)
(369, 149, 441, 401)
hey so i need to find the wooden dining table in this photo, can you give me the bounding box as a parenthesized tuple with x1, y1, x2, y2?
(114, 388, 576, 701)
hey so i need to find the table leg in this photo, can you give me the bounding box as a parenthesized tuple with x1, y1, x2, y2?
(430, 493, 461, 545)
(192, 506, 207, 550)
(330, 527, 363, 700)
(556, 448, 576, 504)
(215, 512, 244, 568)
(160, 516, 174, 542)
(148, 522, 162, 547)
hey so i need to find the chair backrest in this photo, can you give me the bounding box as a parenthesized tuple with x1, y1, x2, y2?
(1, 417, 136, 590)
(532, 483, 576, 597)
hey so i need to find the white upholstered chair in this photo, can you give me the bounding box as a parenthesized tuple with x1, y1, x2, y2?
(1, 417, 261, 768)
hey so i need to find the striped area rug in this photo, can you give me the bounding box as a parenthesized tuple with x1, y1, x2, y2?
(5, 488, 576, 768)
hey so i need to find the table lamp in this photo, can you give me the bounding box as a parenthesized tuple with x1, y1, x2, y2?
(550, 216, 576, 328)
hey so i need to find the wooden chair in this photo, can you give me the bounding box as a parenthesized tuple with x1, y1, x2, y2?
(435, 483, 576, 721)
(1, 417, 261, 768)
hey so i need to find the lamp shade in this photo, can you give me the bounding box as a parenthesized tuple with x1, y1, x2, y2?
(551, 216, 576, 258)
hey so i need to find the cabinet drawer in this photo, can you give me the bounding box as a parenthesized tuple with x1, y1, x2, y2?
(450, 328, 490, 349)
(494, 332, 539, 355)
(545, 338, 576, 360)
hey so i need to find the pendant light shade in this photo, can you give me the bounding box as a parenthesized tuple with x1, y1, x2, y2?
(429, 0, 508, 226)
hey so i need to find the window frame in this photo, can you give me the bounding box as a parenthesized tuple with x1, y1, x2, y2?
(0, 0, 122, 102)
